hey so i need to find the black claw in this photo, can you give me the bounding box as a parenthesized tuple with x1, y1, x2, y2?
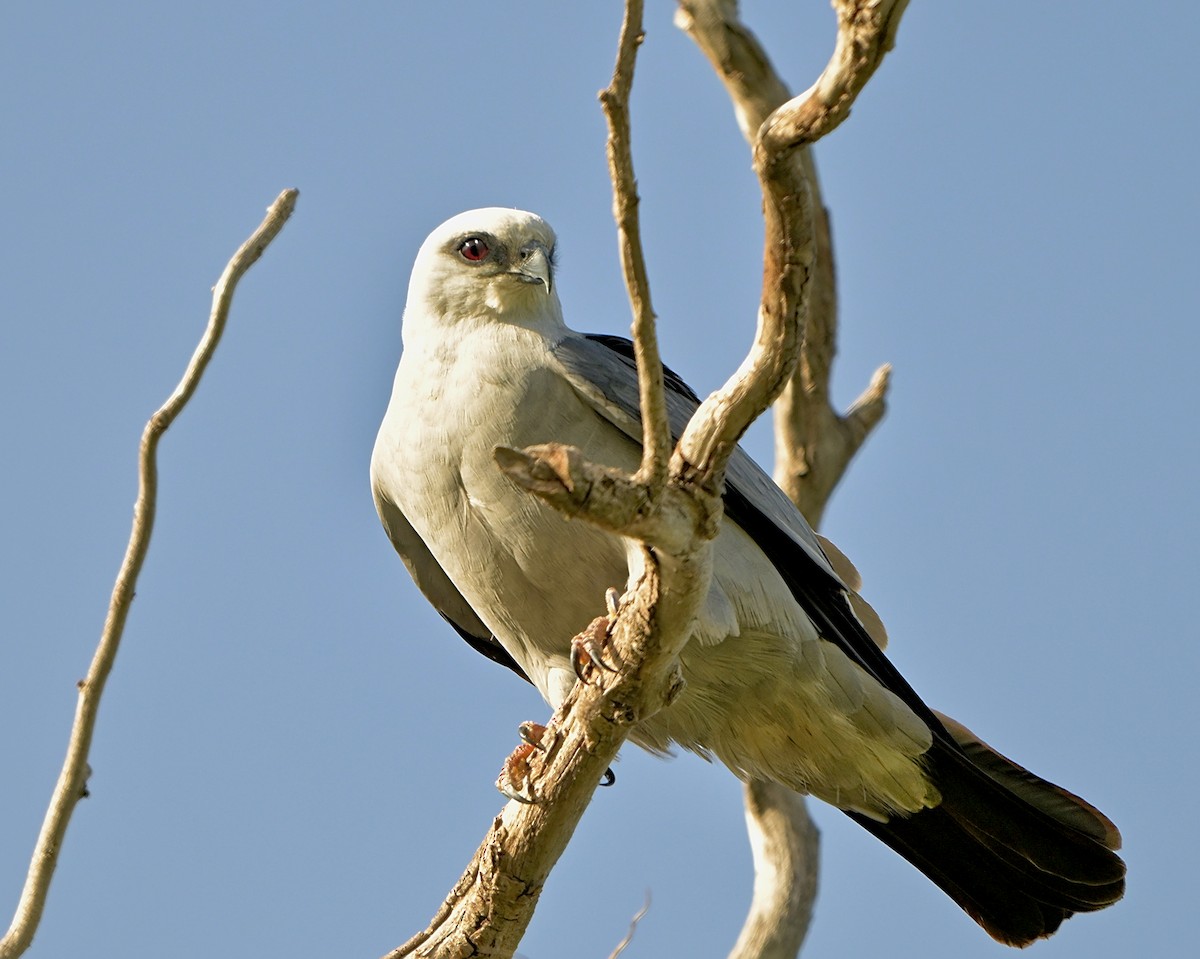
(498, 780, 539, 804)
(571, 619, 619, 683)
(571, 641, 590, 683)
(600, 767, 616, 787)
(518, 721, 546, 749)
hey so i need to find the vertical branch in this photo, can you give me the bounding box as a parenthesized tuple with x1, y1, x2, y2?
(676, 0, 893, 526)
(729, 780, 821, 959)
(0, 189, 299, 959)
(677, 1, 906, 955)
(599, 0, 671, 492)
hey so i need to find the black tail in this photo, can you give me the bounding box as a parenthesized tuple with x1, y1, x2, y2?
(849, 715, 1125, 947)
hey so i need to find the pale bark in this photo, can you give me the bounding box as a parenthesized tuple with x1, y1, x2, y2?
(600, 7, 671, 490)
(390, 2, 907, 958)
(729, 780, 821, 959)
(674, 2, 901, 956)
(0, 190, 299, 959)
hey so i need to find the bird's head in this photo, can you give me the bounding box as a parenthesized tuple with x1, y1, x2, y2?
(403, 208, 562, 342)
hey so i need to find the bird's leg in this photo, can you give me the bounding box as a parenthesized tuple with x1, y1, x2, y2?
(571, 588, 623, 683)
(497, 741, 540, 804)
(518, 720, 548, 749)
(498, 721, 551, 804)
(498, 589, 627, 803)
(496, 720, 613, 799)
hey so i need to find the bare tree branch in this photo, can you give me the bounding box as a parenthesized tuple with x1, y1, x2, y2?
(678, 0, 895, 526)
(0, 189, 299, 959)
(748, 0, 904, 516)
(728, 781, 821, 959)
(674, 0, 889, 476)
(674, 0, 791, 139)
(756, 0, 909, 156)
(385, 541, 704, 959)
(677, 1, 906, 955)
(599, 0, 671, 492)
(390, 2, 908, 955)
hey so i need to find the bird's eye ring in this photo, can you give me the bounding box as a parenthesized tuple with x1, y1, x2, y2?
(458, 237, 489, 262)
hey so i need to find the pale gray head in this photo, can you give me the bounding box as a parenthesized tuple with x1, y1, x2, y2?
(403, 208, 562, 342)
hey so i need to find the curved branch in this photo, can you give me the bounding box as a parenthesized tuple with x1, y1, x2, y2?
(757, 0, 909, 156)
(677, 0, 908, 480)
(678, 0, 898, 522)
(728, 780, 821, 959)
(677, 1, 906, 955)
(0, 189, 299, 959)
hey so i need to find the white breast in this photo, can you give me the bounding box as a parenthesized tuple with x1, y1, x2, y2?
(376, 321, 632, 702)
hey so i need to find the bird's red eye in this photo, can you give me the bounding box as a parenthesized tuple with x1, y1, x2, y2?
(458, 237, 489, 261)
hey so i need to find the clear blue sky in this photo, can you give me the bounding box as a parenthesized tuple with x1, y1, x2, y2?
(2, 2, 1195, 956)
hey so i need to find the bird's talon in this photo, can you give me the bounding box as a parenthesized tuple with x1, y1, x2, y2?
(497, 742, 540, 804)
(518, 720, 548, 749)
(600, 767, 616, 787)
(571, 616, 619, 683)
(605, 587, 621, 620)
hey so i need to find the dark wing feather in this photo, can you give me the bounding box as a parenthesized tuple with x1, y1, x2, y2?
(583, 333, 703, 403)
(575, 333, 920, 713)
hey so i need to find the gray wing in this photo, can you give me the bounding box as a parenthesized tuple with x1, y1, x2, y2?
(372, 484, 530, 681)
(553, 332, 945, 732)
(552, 332, 841, 583)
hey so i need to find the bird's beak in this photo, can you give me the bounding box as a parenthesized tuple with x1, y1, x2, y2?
(513, 243, 552, 295)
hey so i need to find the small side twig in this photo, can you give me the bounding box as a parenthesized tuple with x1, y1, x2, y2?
(0, 188, 298, 959)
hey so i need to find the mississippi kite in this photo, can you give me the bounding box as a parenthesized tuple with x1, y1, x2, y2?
(370, 208, 1124, 945)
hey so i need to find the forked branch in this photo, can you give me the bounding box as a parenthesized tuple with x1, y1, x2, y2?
(677, 1, 905, 955)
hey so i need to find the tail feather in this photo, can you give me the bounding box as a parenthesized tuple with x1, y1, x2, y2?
(849, 723, 1125, 947)
(850, 804, 1069, 945)
(936, 711, 1122, 851)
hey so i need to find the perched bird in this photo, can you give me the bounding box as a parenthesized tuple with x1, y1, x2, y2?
(371, 208, 1124, 946)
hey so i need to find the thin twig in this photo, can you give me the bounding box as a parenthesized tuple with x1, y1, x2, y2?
(599, 0, 671, 492)
(0, 188, 298, 959)
(607, 891, 652, 959)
